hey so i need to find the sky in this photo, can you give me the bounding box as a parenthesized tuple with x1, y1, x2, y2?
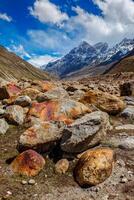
(0, 0, 134, 67)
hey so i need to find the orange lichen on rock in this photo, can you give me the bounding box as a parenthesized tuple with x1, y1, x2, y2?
(29, 100, 90, 125)
(41, 81, 56, 92)
(0, 83, 21, 100)
(80, 89, 126, 115)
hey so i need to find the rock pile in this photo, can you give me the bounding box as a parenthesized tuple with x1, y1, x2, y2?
(0, 77, 133, 190)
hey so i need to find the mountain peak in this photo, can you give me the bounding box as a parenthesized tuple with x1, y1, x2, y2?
(79, 41, 91, 47)
(44, 38, 134, 78)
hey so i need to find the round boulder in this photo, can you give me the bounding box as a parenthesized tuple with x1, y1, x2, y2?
(10, 150, 45, 176)
(74, 148, 114, 187)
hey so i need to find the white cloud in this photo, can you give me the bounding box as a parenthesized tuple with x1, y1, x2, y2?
(28, 54, 58, 67)
(7, 44, 31, 59)
(29, 0, 68, 25)
(70, 0, 134, 45)
(27, 29, 77, 54)
(0, 13, 12, 22)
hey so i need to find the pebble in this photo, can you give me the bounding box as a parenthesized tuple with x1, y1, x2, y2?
(120, 177, 128, 183)
(21, 180, 27, 185)
(44, 174, 47, 178)
(28, 179, 36, 185)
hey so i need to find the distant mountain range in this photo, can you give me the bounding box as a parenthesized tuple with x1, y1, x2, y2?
(43, 38, 134, 78)
(0, 46, 50, 81)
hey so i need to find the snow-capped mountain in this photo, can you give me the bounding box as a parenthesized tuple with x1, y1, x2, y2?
(43, 38, 134, 78)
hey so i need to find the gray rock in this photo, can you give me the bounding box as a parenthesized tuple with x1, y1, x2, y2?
(120, 106, 134, 120)
(101, 136, 134, 150)
(37, 87, 69, 102)
(18, 121, 64, 152)
(61, 111, 111, 153)
(14, 95, 31, 107)
(0, 108, 5, 115)
(124, 96, 134, 106)
(28, 179, 36, 185)
(5, 105, 24, 125)
(0, 118, 9, 134)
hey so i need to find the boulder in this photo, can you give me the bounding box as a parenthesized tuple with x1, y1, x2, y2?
(10, 150, 45, 176)
(80, 89, 126, 115)
(0, 108, 5, 115)
(41, 81, 57, 92)
(18, 121, 64, 152)
(20, 88, 40, 100)
(5, 105, 24, 125)
(55, 159, 69, 174)
(101, 136, 134, 150)
(0, 83, 21, 100)
(29, 100, 90, 125)
(120, 106, 134, 120)
(14, 95, 31, 107)
(61, 111, 111, 153)
(124, 96, 134, 106)
(36, 87, 69, 102)
(74, 148, 114, 187)
(0, 118, 9, 134)
(120, 82, 134, 96)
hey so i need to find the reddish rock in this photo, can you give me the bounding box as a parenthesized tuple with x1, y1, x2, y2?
(41, 81, 56, 92)
(0, 83, 21, 100)
(29, 100, 90, 125)
(10, 150, 45, 176)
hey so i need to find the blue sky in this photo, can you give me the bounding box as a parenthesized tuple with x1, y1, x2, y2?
(0, 0, 134, 67)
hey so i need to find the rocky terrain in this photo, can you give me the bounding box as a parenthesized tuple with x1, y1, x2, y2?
(0, 46, 50, 81)
(0, 73, 134, 200)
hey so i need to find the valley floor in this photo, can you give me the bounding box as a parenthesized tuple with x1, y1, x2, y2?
(0, 73, 134, 200)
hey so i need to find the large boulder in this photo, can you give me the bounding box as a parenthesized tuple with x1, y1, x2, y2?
(0, 118, 9, 135)
(36, 87, 69, 102)
(0, 83, 21, 100)
(20, 88, 40, 100)
(80, 90, 126, 115)
(5, 105, 24, 125)
(10, 150, 45, 176)
(29, 100, 90, 125)
(61, 111, 111, 153)
(74, 148, 114, 187)
(18, 121, 64, 152)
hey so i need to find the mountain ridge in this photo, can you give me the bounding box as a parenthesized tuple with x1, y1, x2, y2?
(43, 38, 134, 78)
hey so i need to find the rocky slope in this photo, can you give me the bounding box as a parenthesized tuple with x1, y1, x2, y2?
(0, 46, 50, 81)
(105, 49, 134, 74)
(44, 38, 134, 78)
(0, 73, 134, 200)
